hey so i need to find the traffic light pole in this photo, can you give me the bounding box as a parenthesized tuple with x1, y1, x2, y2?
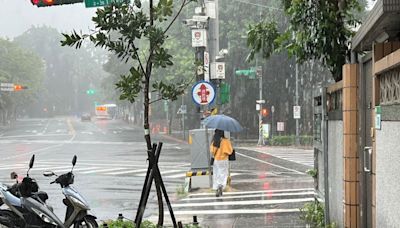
(257, 63, 264, 146)
(295, 62, 300, 146)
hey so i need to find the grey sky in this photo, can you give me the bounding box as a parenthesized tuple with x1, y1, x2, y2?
(0, 0, 96, 38)
(0, 0, 379, 39)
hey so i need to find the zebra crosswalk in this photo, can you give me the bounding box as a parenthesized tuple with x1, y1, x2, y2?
(239, 147, 314, 167)
(147, 187, 314, 226)
(0, 160, 190, 179)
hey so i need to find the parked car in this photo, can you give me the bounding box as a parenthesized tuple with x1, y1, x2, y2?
(81, 113, 91, 121)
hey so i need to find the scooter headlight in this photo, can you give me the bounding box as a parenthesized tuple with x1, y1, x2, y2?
(31, 207, 58, 226)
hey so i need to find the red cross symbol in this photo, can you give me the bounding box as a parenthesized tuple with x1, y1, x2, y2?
(197, 84, 210, 104)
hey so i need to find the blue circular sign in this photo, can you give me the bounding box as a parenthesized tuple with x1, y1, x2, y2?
(191, 81, 216, 106)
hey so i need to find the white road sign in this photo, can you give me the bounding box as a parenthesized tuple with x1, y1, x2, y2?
(211, 62, 225, 79)
(277, 122, 285, 132)
(204, 52, 210, 81)
(192, 29, 207, 47)
(293, 106, 301, 119)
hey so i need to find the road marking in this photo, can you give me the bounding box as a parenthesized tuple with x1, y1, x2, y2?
(239, 147, 314, 167)
(168, 208, 300, 215)
(67, 118, 76, 141)
(30, 166, 72, 171)
(236, 152, 305, 174)
(172, 197, 313, 208)
(80, 167, 126, 174)
(136, 169, 184, 177)
(0, 165, 26, 170)
(42, 119, 50, 134)
(0, 139, 144, 145)
(52, 167, 99, 173)
(107, 168, 149, 175)
(0, 134, 70, 139)
(165, 173, 186, 178)
(182, 191, 315, 201)
(188, 188, 314, 197)
(1, 144, 63, 161)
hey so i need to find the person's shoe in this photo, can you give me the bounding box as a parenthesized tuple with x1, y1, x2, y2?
(217, 185, 223, 197)
(215, 189, 220, 197)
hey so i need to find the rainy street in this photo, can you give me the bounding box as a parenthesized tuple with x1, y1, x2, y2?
(0, 118, 313, 227)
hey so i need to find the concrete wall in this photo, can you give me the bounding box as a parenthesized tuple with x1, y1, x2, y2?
(376, 121, 400, 227)
(328, 120, 344, 227)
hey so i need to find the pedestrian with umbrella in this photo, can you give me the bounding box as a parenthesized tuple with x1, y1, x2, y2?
(205, 115, 243, 197)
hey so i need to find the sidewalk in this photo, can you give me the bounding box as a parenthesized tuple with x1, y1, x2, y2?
(237, 145, 314, 167)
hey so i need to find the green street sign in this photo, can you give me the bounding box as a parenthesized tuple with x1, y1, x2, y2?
(85, 0, 128, 8)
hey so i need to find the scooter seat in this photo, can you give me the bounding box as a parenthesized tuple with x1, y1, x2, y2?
(33, 191, 48, 203)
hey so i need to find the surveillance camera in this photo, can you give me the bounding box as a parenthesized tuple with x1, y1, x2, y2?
(182, 19, 195, 26)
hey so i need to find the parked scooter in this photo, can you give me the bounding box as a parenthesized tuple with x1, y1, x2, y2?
(0, 172, 24, 227)
(0, 155, 57, 227)
(0, 155, 98, 227)
(42, 155, 98, 227)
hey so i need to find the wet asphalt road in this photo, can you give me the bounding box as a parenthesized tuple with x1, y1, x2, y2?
(0, 117, 313, 227)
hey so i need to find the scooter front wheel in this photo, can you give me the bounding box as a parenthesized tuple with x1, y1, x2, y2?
(73, 216, 98, 228)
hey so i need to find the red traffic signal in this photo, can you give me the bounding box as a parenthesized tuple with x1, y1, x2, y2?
(31, 0, 83, 7)
(261, 108, 269, 117)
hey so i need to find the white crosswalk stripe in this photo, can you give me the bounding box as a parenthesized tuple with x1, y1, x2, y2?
(145, 188, 314, 222)
(0, 160, 189, 179)
(239, 147, 314, 167)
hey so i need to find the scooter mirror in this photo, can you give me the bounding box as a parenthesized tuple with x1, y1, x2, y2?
(10, 172, 18, 179)
(72, 155, 77, 166)
(43, 171, 55, 177)
(29, 155, 35, 169)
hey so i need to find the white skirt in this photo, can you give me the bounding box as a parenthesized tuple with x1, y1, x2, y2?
(212, 159, 229, 190)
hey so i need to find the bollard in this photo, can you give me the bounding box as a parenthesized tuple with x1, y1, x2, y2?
(178, 221, 183, 228)
(193, 215, 198, 225)
(117, 213, 123, 221)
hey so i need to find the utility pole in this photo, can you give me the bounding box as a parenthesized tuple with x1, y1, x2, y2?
(295, 62, 300, 146)
(256, 63, 264, 146)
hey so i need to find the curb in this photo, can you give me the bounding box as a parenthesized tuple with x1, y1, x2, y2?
(159, 133, 188, 145)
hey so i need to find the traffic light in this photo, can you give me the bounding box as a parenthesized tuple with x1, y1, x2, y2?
(31, 0, 83, 7)
(14, 85, 28, 91)
(86, 89, 95, 95)
(262, 108, 269, 117)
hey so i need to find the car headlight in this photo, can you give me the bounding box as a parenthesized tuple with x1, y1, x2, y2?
(31, 207, 58, 226)
(69, 196, 89, 209)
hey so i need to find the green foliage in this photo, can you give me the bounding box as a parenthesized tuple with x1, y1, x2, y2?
(101, 220, 155, 228)
(101, 220, 201, 228)
(269, 135, 313, 146)
(176, 184, 188, 198)
(299, 200, 325, 227)
(14, 26, 108, 116)
(246, 21, 279, 61)
(299, 200, 337, 228)
(306, 169, 318, 178)
(247, 0, 364, 81)
(0, 38, 45, 122)
(61, 0, 193, 105)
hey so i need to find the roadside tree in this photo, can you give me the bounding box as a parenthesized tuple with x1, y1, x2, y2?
(61, 0, 196, 226)
(247, 0, 366, 81)
(0, 38, 45, 125)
